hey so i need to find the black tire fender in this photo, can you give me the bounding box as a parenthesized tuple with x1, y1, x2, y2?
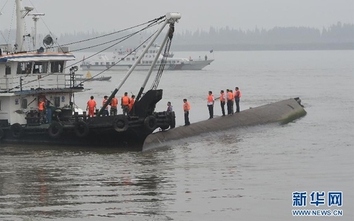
(113, 116, 129, 132)
(74, 121, 89, 137)
(10, 123, 24, 138)
(48, 121, 63, 138)
(144, 116, 157, 131)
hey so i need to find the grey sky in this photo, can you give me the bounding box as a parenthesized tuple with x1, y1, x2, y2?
(1, 0, 354, 35)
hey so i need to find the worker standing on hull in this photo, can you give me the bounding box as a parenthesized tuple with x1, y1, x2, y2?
(220, 90, 226, 116)
(110, 95, 118, 116)
(227, 89, 234, 115)
(86, 96, 97, 117)
(183, 98, 190, 126)
(121, 92, 130, 116)
(102, 95, 109, 116)
(234, 87, 242, 113)
(207, 91, 214, 119)
(129, 95, 135, 113)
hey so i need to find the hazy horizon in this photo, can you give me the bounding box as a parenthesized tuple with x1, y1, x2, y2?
(0, 0, 353, 36)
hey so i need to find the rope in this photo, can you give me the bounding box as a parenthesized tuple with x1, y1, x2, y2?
(3, 16, 166, 91)
(151, 23, 174, 90)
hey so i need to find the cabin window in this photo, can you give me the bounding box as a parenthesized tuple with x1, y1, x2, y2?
(132, 58, 135, 61)
(33, 62, 48, 73)
(126, 58, 130, 61)
(5, 65, 11, 75)
(111, 62, 115, 65)
(54, 97, 60, 107)
(50, 61, 64, 73)
(17, 62, 32, 74)
(21, 98, 28, 109)
(95, 62, 99, 65)
(106, 62, 110, 65)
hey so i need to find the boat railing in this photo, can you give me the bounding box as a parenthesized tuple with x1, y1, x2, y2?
(0, 44, 13, 55)
(0, 73, 72, 91)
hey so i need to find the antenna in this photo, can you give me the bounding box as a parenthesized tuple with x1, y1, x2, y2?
(22, 6, 34, 18)
(29, 13, 45, 49)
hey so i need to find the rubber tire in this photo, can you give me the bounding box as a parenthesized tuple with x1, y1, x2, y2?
(48, 121, 63, 138)
(113, 116, 129, 132)
(10, 123, 24, 138)
(144, 116, 157, 131)
(74, 121, 89, 137)
(170, 117, 176, 129)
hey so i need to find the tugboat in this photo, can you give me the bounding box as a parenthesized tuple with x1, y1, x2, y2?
(0, 0, 178, 148)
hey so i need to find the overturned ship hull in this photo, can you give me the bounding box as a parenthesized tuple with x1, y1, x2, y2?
(143, 98, 306, 151)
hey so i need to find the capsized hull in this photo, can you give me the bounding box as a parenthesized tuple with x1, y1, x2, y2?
(143, 98, 307, 151)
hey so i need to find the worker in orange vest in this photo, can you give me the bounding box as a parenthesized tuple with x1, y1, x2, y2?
(227, 89, 234, 115)
(110, 95, 118, 116)
(220, 90, 226, 116)
(86, 96, 97, 117)
(129, 95, 135, 112)
(183, 98, 191, 126)
(121, 92, 130, 115)
(207, 91, 214, 119)
(38, 97, 46, 124)
(234, 87, 242, 113)
(102, 95, 109, 116)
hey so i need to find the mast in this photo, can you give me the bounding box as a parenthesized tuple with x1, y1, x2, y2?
(97, 12, 181, 116)
(15, 0, 33, 52)
(136, 23, 172, 101)
(30, 13, 45, 49)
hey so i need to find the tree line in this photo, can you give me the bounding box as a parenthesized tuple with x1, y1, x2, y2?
(1, 22, 353, 51)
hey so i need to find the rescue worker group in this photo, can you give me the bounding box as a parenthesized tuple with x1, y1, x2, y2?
(37, 87, 241, 126)
(86, 87, 241, 127)
(183, 86, 241, 126)
(86, 92, 135, 118)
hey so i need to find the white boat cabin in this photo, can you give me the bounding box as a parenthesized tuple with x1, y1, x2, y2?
(0, 44, 79, 126)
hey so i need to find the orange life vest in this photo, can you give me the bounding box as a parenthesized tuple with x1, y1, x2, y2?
(129, 98, 135, 110)
(87, 100, 96, 109)
(220, 93, 225, 102)
(207, 95, 214, 103)
(122, 96, 130, 106)
(235, 90, 242, 98)
(38, 101, 45, 111)
(111, 97, 118, 107)
(227, 91, 233, 100)
(183, 102, 190, 111)
(102, 99, 108, 109)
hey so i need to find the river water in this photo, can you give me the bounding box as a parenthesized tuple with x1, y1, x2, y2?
(0, 50, 353, 220)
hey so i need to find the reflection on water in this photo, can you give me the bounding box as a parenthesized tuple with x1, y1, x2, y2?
(0, 129, 245, 220)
